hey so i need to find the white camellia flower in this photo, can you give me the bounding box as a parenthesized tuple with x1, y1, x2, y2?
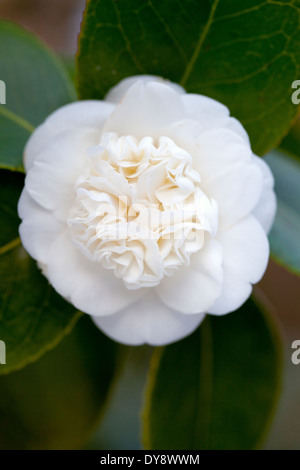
(18, 75, 276, 346)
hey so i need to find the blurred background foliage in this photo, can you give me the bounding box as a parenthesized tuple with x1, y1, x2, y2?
(0, 0, 300, 449)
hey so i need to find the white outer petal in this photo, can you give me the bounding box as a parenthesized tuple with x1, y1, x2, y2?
(25, 128, 99, 220)
(156, 239, 223, 314)
(159, 119, 203, 157)
(194, 129, 263, 229)
(18, 188, 63, 264)
(24, 100, 114, 171)
(45, 230, 143, 316)
(251, 156, 277, 234)
(182, 94, 250, 143)
(104, 75, 186, 104)
(208, 216, 269, 315)
(92, 291, 205, 346)
(102, 81, 188, 139)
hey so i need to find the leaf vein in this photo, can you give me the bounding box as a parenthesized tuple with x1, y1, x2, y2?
(112, 0, 146, 74)
(213, 1, 268, 24)
(147, 0, 187, 62)
(0, 106, 34, 133)
(0, 237, 21, 256)
(180, 0, 220, 87)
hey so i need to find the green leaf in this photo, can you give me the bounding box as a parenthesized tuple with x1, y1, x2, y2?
(0, 170, 81, 374)
(0, 21, 76, 172)
(77, 0, 300, 155)
(62, 56, 77, 84)
(280, 117, 300, 163)
(265, 149, 300, 276)
(0, 170, 24, 247)
(0, 315, 118, 449)
(143, 299, 282, 450)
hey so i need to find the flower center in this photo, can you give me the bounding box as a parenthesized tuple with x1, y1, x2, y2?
(68, 133, 218, 289)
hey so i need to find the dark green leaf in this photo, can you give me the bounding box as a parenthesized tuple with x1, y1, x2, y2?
(77, 0, 300, 155)
(0, 170, 81, 374)
(0, 21, 76, 171)
(0, 245, 82, 375)
(0, 315, 118, 449)
(0, 170, 24, 247)
(265, 149, 300, 276)
(143, 299, 282, 450)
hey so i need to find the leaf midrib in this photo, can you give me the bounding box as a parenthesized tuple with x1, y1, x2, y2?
(0, 106, 35, 133)
(180, 0, 220, 87)
(0, 237, 21, 256)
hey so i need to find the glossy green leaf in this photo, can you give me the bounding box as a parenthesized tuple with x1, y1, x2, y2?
(77, 0, 300, 155)
(265, 149, 300, 276)
(143, 299, 282, 450)
(0, 21, 76, 171)
(0, 315, 118, 449)
(0, 170, 81, 374)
